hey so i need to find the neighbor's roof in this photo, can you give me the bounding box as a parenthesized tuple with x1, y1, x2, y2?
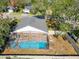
(14, 15, 48, 33)
(7, 6, 15, 9)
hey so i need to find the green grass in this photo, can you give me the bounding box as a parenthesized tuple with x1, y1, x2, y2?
(28, 13, 34, 16)
(11, 12, 22, 18)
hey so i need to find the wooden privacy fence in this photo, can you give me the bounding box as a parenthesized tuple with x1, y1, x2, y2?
(66, 34, 79, 54)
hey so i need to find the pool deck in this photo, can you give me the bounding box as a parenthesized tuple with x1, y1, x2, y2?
(2, 36, 77, 55)
(2, 49, 76, 55)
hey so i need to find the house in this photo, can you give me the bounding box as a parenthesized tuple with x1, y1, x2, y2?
(10, 16, 48, 49)
(7, 6, 16, 13)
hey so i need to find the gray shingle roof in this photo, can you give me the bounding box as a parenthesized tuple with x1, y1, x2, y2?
(15, 15, 48, 32)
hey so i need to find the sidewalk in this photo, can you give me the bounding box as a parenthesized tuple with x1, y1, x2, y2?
(0, 56, 79, 59)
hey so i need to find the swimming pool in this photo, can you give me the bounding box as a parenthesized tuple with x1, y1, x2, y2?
(10, 40, 47, 49)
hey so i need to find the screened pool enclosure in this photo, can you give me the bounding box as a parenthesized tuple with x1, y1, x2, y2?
(10, 32, 48, 49)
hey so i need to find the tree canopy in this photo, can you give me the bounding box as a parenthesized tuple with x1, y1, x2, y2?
(0, 17, 18, 47)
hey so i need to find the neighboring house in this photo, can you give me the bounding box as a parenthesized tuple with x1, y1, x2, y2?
(7, 6, 15, 13)
(10, 16, 48, 49)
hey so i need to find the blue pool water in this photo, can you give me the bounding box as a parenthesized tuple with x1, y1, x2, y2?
(10, 40, 47, 49)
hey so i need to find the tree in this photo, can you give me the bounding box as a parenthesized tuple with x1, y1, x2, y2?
(0, 0, 8, 7)
(0, 0, 8, 12)
(50, 0, 79, 31)
(13, 0, 31, 8)
(0, 18, 10, 37)
(0, 38, 4, 46)
(51, 0, 75, 18)
(0, 17, 18, 52)
(58, 23, 72, 32)
(31, 0, 77, 31)
(0, 18, 10, 52)
(31, 0, 53, 15)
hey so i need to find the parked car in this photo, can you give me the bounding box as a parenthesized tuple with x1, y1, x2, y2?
(23, 5, 31, 14)
(23, 9, 30, 14)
